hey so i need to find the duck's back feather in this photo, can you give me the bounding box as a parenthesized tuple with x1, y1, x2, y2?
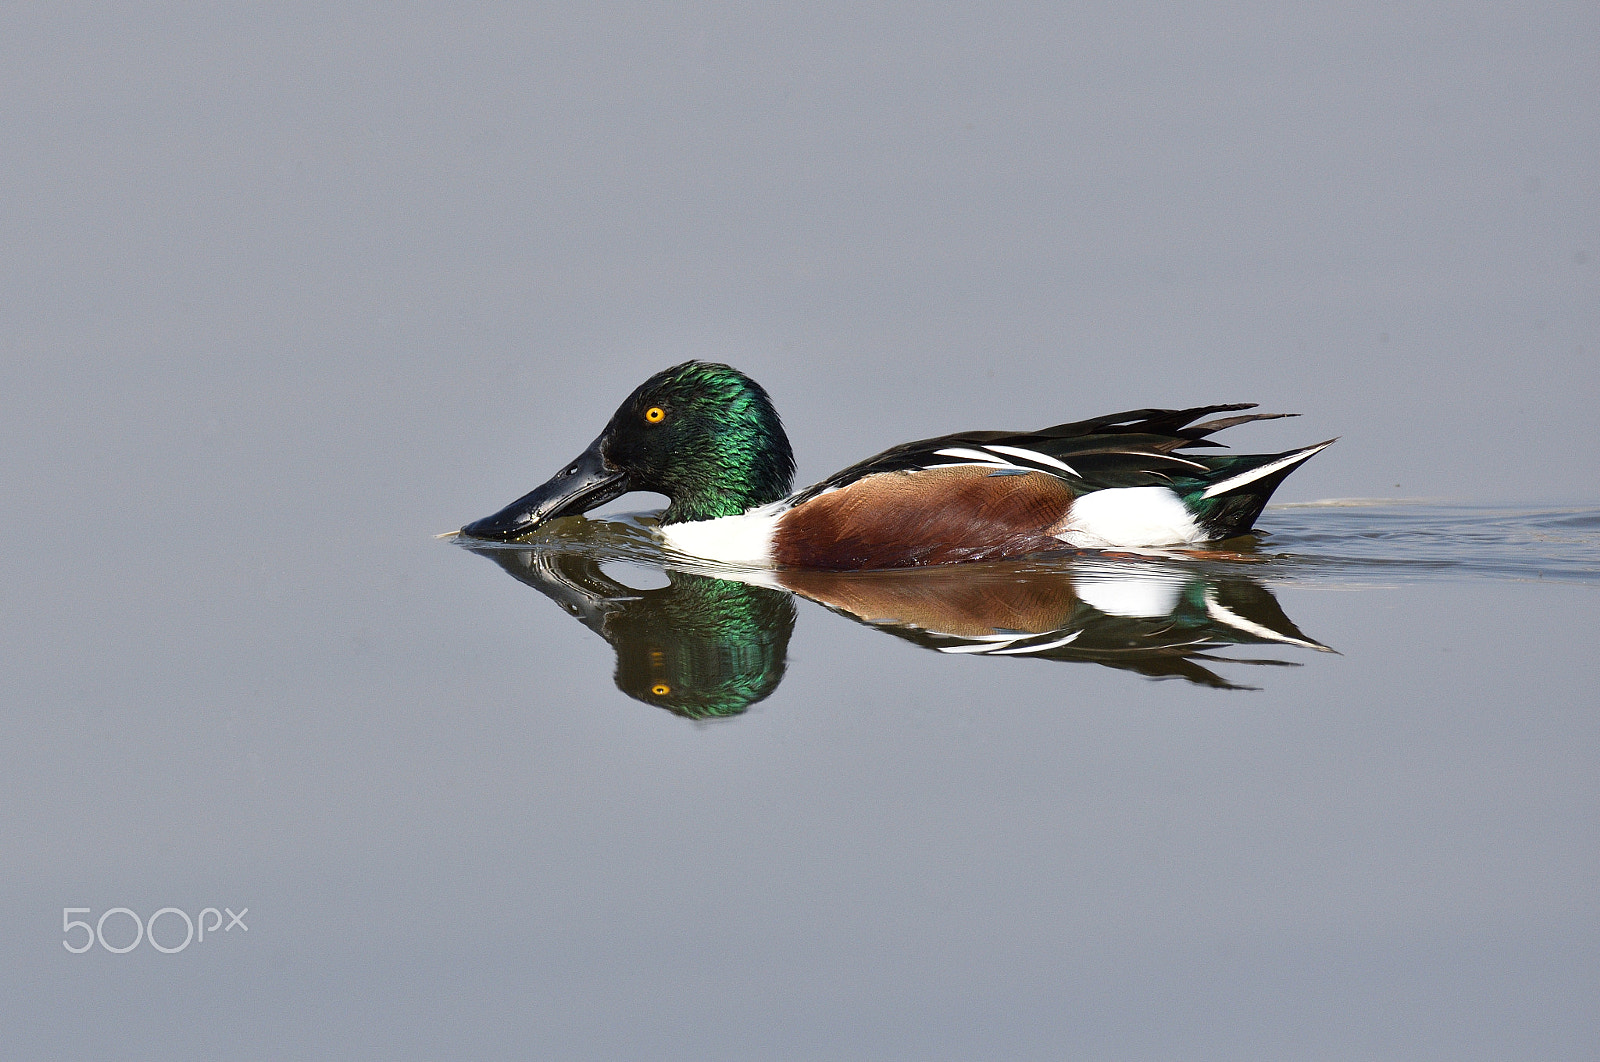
(792, 404, 1298, 502)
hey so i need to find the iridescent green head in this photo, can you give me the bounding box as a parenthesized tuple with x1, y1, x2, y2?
(461, 361, 796, 539)
(603, 361, 796, 523)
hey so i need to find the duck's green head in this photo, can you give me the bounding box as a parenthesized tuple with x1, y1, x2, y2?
(462, 361, 796, 540)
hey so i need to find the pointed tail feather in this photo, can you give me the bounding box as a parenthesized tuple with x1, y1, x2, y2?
(1188, 439, 1337, 537)
(1200, 439, 1336, 499)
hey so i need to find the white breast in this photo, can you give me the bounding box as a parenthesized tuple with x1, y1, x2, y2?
(656, 502, 785, 566)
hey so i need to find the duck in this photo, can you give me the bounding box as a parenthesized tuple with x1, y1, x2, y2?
(459, 360, 1334, 570)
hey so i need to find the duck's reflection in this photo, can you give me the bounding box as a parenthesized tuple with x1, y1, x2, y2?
(466, 528, 1332, 716)
(781, 560, 1330, 690)
(474, 548, 795, 718)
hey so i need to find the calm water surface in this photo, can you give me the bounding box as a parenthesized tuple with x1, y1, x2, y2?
(8, 502, 1596, 1060)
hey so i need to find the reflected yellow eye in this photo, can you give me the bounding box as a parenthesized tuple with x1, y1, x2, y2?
(651, 683, 671, 696)
(645, 406, 666, 424)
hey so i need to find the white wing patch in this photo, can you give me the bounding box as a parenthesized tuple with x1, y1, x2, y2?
(928, 448, 1031, 475)
(981, 444, 1081, 478)
(934, 447, 1014, 465)
(936, 629, 1082, 655)
(1056, 486, 1203, 548)
(935, 634, 1031, 653)
(930, 444, 1079, 478)
(1200, 441, 1335, 500)
(985, 630, 1082, 655)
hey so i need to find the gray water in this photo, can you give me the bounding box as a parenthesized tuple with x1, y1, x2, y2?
(5, 6, 1599, 1061)
(7, 501, 1597, 1060)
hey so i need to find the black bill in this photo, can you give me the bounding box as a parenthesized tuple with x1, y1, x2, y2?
(459, 434, 630, 541)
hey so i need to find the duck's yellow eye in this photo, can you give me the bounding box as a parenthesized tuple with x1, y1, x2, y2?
(651, 683, 671, 696)
(645, 406, 666, 424)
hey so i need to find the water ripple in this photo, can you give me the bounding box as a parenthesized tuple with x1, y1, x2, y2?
(1258, 502, 1600, 585)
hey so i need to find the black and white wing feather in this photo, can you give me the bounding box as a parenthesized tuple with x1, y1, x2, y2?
(793, 404, 1298, 502)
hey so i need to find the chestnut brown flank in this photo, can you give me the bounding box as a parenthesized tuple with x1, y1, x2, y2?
(772, 466, 1075, 570)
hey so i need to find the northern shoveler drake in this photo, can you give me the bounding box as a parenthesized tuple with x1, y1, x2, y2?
(459, 361, 1334, 570)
